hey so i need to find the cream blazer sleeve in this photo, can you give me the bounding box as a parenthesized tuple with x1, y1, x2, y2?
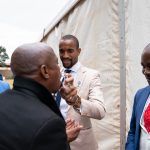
(75, 66, 106, 120)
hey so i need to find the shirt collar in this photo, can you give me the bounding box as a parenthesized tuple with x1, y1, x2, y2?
(64, 61, 81, 73)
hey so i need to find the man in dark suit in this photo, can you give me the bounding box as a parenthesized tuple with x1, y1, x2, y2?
(126, 43, 150, 150)
(0, 42, 77, 150)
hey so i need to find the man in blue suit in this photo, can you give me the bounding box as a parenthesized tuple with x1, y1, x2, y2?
(0, 74, 10, 93)
(126, 43, 150, 150)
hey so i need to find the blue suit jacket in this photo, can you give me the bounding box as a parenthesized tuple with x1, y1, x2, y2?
(0, 80, 10, 93)
(126, 86, 150, 150)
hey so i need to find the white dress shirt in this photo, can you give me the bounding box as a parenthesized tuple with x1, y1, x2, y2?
(140, 95, 150, 150)
(60, 62, 81, 118)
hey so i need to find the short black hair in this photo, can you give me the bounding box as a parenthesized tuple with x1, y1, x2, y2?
(61, 35, 79, 48)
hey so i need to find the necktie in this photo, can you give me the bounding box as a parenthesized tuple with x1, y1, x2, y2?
(65, 69, 72, 73)
(55, 69, 72, 107)
(144, 103, 150, 133)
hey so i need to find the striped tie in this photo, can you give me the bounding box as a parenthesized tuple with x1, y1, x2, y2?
(55, 69, 72, 107)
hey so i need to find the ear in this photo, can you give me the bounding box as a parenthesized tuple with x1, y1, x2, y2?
(77, 48, 81, 55)
(40, 65, 50, 79)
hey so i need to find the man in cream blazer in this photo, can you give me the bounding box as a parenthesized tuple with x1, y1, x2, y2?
(58, 35, 106, 150)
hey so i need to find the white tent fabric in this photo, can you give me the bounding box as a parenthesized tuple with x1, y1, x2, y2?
(40, 0, 150, 149)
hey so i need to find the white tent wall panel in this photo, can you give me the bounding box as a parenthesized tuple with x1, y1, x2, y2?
(128, 0, 149, 97)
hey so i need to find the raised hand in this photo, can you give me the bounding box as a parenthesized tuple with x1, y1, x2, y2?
(65, 118, 83, 142)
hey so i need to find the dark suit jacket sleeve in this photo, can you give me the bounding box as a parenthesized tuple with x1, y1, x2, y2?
(125, 92, 139, 150)
(30, 117, 69, 150)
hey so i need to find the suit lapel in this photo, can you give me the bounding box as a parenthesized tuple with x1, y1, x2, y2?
(75, 66, 87, 92)
(137, 86, 150, 124)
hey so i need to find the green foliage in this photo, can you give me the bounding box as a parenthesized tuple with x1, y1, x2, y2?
(0, 46, 9, 66)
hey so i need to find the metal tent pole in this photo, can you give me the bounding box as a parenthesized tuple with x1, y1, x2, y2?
(119, 0, 126, 149)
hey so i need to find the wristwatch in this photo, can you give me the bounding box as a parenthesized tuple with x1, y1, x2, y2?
(73, 95, 81, 108)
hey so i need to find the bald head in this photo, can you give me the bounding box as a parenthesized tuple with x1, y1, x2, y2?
(11, 42, 61, 92)
(141, 43, 150, 85)
(143, 43, 150, 53)
(141, 43, 150, 61)
(11, 42, 56, 76)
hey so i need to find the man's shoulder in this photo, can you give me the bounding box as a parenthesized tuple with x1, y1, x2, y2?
(0, 80, 9, 86)
(137, 85, 149, 92)
(80, 65, 99, 75)
(0, 81, 10, 91)
(136, 85, 150, 97)
(0, 89, 63, 122)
